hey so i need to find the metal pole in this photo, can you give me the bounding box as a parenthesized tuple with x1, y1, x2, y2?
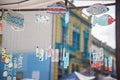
(116, 0, 120, 80)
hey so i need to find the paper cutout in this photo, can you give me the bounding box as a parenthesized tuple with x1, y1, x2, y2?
(63, 52, 69, 69)
(87, 3, 109, 15)
(3, 10, 24, 31)
(36, 46, 39, 57)
(8, 62, 13, 68)
(18, 55, 23, 68)
(47, 4, 66, 14)
(104, 57, 108, 70)
(7, 76, 12, 80)
(3, 70, 8, 77)
(0, 23, 2, 31)
(39, 49, 44, 61)
(92, 48, 104, 69)
(13, 77, 16, 80)
(51, 49, 59, 62)
(65, 11, 70, 25)
(35, 14, 49, 23)
(1, 48, 7, 62)
(108, 56, 112, 71)
(13, 58, 18, 69)
(93, 14, 115, 26)
(5, 55, 12, 64)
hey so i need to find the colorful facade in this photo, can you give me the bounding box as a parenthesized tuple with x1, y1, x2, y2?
(91, 35, 116, 78)
(54, 4, 92, 80)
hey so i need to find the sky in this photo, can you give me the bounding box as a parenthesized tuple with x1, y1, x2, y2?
(73, 1, 116, 49)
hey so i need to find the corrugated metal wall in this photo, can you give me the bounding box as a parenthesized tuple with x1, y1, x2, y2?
(2, 11, 54, 53)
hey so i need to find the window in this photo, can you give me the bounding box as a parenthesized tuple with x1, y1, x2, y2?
(73, 31, 80, 50)
(84, 30, 89, 52)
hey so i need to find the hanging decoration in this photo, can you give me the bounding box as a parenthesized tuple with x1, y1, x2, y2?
(104, 57, 108, 70)
(51, 49, 59, 62)
(108, 56, 113, 71)
(65, 11, 70, 25)
(47, 4, 66, 14)
(92, 14, 115, 26)
(92, 48, 104, 70)
(63, 52, 69, 69)
(35, 14, 49, 23)
(1, 48, 7, 62)
(17, 54, 23, 68)
(35, 45, 60, 62)
(3, 10, 24, 31)
(0, 22, 2, 31)
(39, 49, 44, 61)
(87, 3, 109, 15)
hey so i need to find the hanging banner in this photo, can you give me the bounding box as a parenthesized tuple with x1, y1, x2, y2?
(47, 4, 66, 14)
(104, 57, 108, 70)
(3, 10, 24, 31)
(92, 48, 104, 69)
(39, 49, 44, 61)
(65, 11, 70, 25)
(0, 23, 2, 31)
(108, 56, 112, 71)
(51, 49, 59, 62)
(93, 14, 115, 26)
(87, 3, 109, 15)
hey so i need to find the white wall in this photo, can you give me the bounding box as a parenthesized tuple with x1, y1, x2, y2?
(2, 11, 54, 53)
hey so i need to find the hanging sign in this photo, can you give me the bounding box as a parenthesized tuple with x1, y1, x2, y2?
(87, 3, 109, 15)
(93, 14, 115, 26)
(3, 10, 24, 31)
(47, 4, 66, 14)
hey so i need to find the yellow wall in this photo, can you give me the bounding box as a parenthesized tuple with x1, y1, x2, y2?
(53, 5, 92, 80)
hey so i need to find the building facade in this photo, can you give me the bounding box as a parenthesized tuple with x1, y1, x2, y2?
(54, 3, 92, 80)
(91, 35, 116, 78)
